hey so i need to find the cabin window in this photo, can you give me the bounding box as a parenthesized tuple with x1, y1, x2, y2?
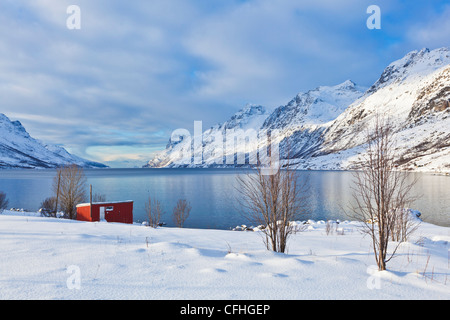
(106, 206, 114, 211)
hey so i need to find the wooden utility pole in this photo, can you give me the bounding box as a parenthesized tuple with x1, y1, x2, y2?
(54, 169, 61, 215)
(90, 184, 92, 218)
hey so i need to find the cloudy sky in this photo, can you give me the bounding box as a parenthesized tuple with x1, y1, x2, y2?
(1, 0, 449, 167)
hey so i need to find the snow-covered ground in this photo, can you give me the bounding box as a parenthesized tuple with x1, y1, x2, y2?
(0, 210, 448, 300)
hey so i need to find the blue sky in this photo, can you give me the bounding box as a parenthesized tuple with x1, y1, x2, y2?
(1, 0, 449, 167)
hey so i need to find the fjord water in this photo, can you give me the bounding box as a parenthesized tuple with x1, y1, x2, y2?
(0, 168, 448, 229)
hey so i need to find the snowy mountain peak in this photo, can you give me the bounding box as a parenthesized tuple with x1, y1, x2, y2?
(368, 47, 450, 93)
(335, 79, 356, 89)
(263, 80, 365, 130)
(221, 104, 268, 131)
(231, 104, 266, 120)
(11, 120, 28, 135)
(295, 80, 364, 109)
(0, 114, 30, 139)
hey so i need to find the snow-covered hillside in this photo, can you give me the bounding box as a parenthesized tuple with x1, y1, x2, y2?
(263, 80, 366, 130)
(144, 82, 365, 168)
(0, 113, 106, 169)
(0, 211, 448, 300)
(315, 47, 450, 172)
(144, 47, 450, 173)
(145, 104, 271, 168)
(261, 80, 366, 160)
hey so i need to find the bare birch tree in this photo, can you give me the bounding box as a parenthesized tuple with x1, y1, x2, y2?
(53, 165, 87, 220)
(145, 196, 165, 228)
(173, 199, 191, 228)
(350, 114, 420, 271)
(237, 136, 309, 253)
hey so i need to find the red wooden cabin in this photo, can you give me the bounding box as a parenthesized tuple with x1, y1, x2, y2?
(76, 200, 133, 224)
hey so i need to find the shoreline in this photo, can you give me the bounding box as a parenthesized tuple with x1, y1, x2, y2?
(1, 208, 447, 231)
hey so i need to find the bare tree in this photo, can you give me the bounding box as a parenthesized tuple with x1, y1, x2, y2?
(53, 165, 87, 220)
(350, 114, 420, 271)
(390, 208, 421, 243)
(93, 193, 107, 203)
(0, 191, 8, 213)
(145, 196, 165, 228)
(173, 199, 191, 228)
(237, 145, 309, 253)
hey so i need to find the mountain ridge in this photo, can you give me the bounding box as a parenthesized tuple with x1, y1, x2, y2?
(0, 113, 107, 169)
(144, 47, 450, 173)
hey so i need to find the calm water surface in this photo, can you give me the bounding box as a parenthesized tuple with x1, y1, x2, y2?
(0, 168, 448, 229)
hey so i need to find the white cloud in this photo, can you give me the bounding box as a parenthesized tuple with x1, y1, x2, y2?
(182, 0, 377, 106)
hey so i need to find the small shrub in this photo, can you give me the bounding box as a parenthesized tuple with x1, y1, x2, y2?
(172, 199, 191, 228)
(0, 191, 8, 213)
(93, 193, 106, 202)
(40, 196, 57, 217)
(145, 196, 165, 228)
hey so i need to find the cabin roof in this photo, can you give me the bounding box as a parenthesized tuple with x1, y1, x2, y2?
(76, 200, 134, 208)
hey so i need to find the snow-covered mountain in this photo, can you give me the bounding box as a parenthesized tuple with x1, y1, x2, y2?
(0, 113, 107, 169)
(145, 104, 270, 168)
(260, 80, 366, 159)
(144, 47, 450, 173)
(306, 47, 450, 171)
(144, 82, 366, 168)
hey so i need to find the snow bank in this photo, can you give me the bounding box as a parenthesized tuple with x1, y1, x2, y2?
(0, 211, 448, 300)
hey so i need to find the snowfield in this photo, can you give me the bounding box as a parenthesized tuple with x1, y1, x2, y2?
(0, 210, 448, 300)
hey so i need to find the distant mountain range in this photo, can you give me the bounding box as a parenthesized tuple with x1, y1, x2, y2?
(0, 113, 106, 169)
(144, 47, 450, 173)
